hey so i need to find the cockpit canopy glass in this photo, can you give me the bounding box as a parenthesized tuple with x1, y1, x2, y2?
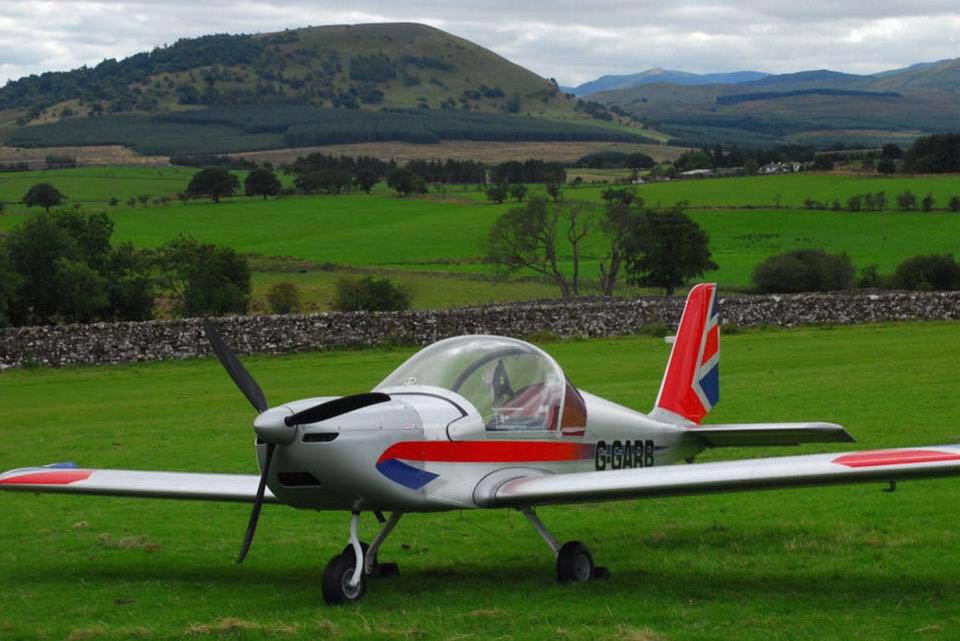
(376, 335, 567, 432)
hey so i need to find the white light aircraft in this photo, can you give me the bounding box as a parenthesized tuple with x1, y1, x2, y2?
(4, 283, 960, 604)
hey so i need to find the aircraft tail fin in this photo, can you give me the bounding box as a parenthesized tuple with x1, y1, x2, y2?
(651, 283, 719, 426)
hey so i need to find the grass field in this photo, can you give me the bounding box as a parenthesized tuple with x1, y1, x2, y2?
(2, 169, 960, 305)
(3, 190, 953, 290)
(2, 322, 960, 640)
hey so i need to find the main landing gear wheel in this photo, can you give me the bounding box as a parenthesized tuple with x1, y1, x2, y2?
(556, 541, 593, 583)
(322, 553, 367, 605)
(556, 541, 609, 583)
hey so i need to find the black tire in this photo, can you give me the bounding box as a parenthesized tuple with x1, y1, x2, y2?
(556, 541, 594, 583)
(322, 553, 367, 605)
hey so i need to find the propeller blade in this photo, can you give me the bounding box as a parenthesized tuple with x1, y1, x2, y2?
(284, 392, 391, 427)
(237, 442, 275, 564)
(204, 320, 268, 414)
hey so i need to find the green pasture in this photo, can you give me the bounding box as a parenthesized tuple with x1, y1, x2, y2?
(4, 192, 954, 289)
(1, 169, 960, 296)
(1, 322, 960, 640)
(0, 167, 198, 211)
(458, 172, 960, 208)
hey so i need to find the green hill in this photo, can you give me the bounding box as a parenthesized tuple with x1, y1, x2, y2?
(1, 23, 655, 154)
(588, 60, 960, 147)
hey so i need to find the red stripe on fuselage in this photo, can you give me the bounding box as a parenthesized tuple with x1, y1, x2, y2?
(833, 450, 960, 468)
(0, 470, 93, 485)
(378, 441, 594, 464)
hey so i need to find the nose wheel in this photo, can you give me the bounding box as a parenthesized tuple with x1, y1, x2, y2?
(322, 511, 403, 605)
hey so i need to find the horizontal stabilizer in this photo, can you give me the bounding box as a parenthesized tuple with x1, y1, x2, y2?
(691, 422, 854, 447)
(0, 467, 278, 503)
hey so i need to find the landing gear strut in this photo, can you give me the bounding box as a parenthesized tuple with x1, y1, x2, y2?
(322, 511, 403, 605)
(521, 507, 609, 583)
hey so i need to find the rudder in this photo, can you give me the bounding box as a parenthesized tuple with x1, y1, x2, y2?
(651, 283, 719, 425)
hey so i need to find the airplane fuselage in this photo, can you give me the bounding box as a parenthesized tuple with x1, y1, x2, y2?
(260, 389, 703, 513)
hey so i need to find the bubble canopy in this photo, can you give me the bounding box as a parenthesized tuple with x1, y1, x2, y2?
(375, 335, 573, 432)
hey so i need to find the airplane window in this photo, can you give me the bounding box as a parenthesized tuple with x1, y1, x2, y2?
(375, 335, 567, 432)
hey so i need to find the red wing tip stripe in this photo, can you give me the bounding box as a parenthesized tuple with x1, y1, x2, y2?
(833, 450, 960, 468)
(0, 470, 93, 485)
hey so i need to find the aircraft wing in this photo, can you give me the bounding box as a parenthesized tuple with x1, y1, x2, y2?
(0, 465, 278, 503)
(487, 445, 960, 507)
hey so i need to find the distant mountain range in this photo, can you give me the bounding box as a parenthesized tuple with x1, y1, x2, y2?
(565, 69, 771, 96)
(575, 58, 960, 147)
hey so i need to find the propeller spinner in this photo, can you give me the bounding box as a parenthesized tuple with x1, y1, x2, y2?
(202, 320, 391, 563)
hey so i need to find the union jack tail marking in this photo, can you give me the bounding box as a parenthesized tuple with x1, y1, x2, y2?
(652, 283, 719, 425)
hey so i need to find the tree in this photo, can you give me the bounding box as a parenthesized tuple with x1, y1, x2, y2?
(921, 192, 935, 212)
(244, 167, 281, 199)
(904, 134, 960, 173)
(544, 177, 563, 202)
(598, 198, 646, 296)
(266, 282, 301, 314)
(509, 183, 528, 202)
(106, 242, 155, 321)
(155, 236, 250, 317)
(354, 169, 379, 194)
(4, 211, 153, 325)
(625, 153, 656, 170)
(23, 182, 65, 212)
(485, 197, 594, 299)
(333, 277, 411, 311)
(601, 188, 636, 206)
(56, 257, 109, 322)
(894, 254, 960, 291)
(753, 249, 854, 293)
(876, 159, 895, 175)
(186, 168, 239, 203)
(486, 183, 508, 204)
(881, 143, 903, 159)
(387, 168, 418, 196)
(949, 196, 960, 212)
(622, 208, 717, 295)
(0, 243, 21, 328)
(812, 155, 835, 171)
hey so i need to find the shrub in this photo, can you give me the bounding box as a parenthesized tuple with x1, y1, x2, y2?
(266, 281, 301, 314)
(894, 254, 960, 291)
(896, 190, 917, 211)
(752, 249, 855, 293)
(921, 192, 935, 212)
(333, 276, 411, 312)
(949, 196, 960, 212)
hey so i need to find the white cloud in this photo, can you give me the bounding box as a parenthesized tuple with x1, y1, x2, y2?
(1, 1, 959, 86)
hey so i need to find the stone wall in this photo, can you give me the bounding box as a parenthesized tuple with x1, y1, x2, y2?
(1, 291, 958, 369)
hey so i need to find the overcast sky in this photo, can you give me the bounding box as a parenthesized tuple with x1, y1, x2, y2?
(3, 1, 960, 87)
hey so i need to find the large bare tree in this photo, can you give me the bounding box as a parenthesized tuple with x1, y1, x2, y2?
(485, 197, 594, 299)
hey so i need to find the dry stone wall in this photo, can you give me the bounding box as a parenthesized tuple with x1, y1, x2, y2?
(1, 291, 958, 369)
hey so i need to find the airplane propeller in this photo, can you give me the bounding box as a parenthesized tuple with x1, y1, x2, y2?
(202, 320, 391, 564)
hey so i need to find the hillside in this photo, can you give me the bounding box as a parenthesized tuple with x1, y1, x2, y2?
(1, 23, 653, 155)
(587, 58, 960, 147)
